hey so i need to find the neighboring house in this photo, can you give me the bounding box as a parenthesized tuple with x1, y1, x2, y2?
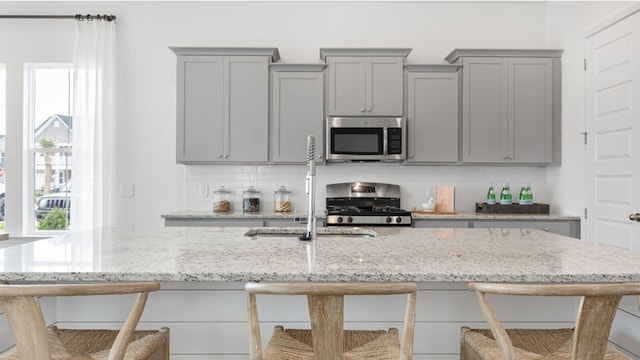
(34, 114, 72, 192)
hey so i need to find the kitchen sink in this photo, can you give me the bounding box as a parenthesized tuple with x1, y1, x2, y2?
(243, 227, 378, 239)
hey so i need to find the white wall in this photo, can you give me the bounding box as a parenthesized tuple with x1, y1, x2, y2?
(0, 1, 630, 230)
(544, 1, 631, 219)
(111, 1, 553, 226)
(0, 15, 75, 235)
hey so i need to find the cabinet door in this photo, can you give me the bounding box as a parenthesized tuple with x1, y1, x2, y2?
(271, 71, 324, 163)
(176, 55, 224, 163)
(327, 57, 367, 116)
(406, 71, 459, 163)
(225, 56, 269, 162)
(367, 57, 404, 116)
(462, 57, 508, 163)
(471, 220, 574, 238)
(509, 58, 553, 163)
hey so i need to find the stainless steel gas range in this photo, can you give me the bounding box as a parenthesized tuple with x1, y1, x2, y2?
(325, 182, 412, 226)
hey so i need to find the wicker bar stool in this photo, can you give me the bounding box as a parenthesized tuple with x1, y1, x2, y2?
(246, 282, 417, 360)
(461, 282, 640, 360)
(0, 282, 169, 360)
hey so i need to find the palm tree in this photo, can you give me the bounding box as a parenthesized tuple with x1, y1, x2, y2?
(39, 138, 56, 195)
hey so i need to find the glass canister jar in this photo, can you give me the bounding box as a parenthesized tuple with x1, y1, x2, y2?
(274, 186, 292, 213)
(242, 186, 261, 213)
(213, 186, 232, 213)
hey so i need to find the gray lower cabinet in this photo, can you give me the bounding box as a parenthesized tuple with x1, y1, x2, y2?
(163, 217, 305, 228)
(412, 218, 580, 238)
(404, 65, 460, 163)
(171, 47, 279, 164)
(321, 49, 411, 116)
(164, 218, 266, 227)
(470, 220, 580, 239)
(270, 64, 326, 163)
(446, 49, 563, 164)
(413, 219, 469, 229)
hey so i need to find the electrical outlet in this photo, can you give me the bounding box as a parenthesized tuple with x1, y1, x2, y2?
(121, 184, 135, 197)
(199, 184, 209, 197)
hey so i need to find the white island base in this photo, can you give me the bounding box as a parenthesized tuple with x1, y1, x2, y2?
(1, 227, 640, 358)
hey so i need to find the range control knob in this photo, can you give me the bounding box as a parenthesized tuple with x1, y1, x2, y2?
(347, 216, 353, 223)
(396, 217, 403, 224)
(336, 217, 343, 224)
(386, 216, 392, 223)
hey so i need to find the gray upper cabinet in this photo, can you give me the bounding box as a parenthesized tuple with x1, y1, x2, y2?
(270, 64, 326, 163)
(446, 49, 562, 164)
(171, 47, 279, 164)
(404, 65, 461, 163)
(320, 48, 411, 116)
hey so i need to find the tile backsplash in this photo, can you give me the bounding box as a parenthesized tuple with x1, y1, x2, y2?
(184, 164, 548, 214)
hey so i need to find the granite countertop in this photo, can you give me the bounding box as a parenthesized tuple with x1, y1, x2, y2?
(0, 226, 637, 283)
(161, 210, 579, 221)
(410, 211, 580, 220)
(161, 210, 318, 219)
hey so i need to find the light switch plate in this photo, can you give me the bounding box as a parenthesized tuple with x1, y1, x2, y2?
(121, 184, 135, 197)
(199, 184, 209, 197)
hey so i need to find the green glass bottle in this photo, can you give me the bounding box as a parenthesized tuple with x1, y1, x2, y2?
(500, 183, 512, 205)
(486, 183, 496, 205)
(525, 184, 533, 205)
(518, 184, 527, 205)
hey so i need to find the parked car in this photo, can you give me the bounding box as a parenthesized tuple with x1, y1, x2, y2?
(35, 182, 70, 220)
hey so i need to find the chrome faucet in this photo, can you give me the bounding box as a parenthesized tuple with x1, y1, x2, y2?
(299, 135, 317, 241)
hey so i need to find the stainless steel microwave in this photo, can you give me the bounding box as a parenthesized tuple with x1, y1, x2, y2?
(325, 116, 406, 162)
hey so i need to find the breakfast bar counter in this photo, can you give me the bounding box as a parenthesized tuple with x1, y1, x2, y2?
(0, 226, 637, 283)
(3, 226, 640, 359)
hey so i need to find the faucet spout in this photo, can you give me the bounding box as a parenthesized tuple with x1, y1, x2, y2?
(299, 135, 317, 241)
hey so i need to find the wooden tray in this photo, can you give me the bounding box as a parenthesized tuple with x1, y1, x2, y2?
(475, 202, 549, 214)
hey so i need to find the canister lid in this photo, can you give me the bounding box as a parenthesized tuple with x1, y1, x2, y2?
(274, 185, 291, 194)
(214, 186, 231, 194)
(243, 186, 260, 194)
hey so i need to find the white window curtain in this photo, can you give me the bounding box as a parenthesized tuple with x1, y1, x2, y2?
(71, 19, 116, 230)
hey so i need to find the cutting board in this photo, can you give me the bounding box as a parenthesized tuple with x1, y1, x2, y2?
(435, 185, 455, 213)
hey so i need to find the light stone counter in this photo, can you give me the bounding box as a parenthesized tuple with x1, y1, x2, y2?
(161, 210, 578, 221)
(410, 211, 580, 221)
(161, 210, 316, 219)
(0, 226, 638, 283)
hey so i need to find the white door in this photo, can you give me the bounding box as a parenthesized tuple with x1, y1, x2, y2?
(585, 9, 640, 251)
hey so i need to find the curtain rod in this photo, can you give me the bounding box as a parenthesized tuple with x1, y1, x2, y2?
(0, 14, 116, 21)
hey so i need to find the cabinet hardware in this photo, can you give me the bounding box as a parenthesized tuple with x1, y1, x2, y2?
(630, 213, 640, 222)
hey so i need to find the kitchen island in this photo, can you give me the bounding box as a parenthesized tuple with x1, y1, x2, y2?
(1, 227, 638, 359)
(0, 226, 634, 282)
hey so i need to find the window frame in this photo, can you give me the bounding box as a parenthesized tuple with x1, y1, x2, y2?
(24, 63, 74, 235)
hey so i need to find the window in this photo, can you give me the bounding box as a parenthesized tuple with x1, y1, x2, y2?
(27, 65, 73, 232)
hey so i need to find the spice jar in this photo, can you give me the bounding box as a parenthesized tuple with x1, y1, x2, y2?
(213, 186, 231, 213)
(242, 186, 261, 212)
(274, 186, 292, 213)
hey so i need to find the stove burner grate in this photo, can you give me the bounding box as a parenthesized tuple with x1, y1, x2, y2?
(371, 205, 407, 214)
(327, 205, 361, 213)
